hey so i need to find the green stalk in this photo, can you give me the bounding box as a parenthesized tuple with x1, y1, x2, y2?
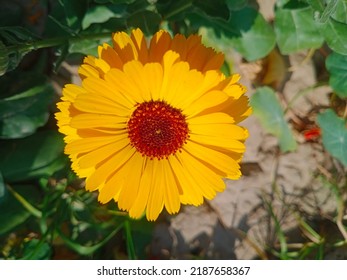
(6, 184, 42, 218)
(4, 32, 112, 55)
(124, 219, 136, 260)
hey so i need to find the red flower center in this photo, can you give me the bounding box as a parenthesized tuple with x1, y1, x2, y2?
(127, 100, 189, 159)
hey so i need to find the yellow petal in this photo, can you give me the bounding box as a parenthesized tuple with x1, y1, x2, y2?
(202, 52, 224, 72)
(183, 90, 228, 117)
(189, 134, 246, 153)
(168, 155, 204, 206)
(130, 28, 148, 63)
(123, 60, 151, 101)
(176, 71, 223, 109)
(190, 123, 248, 141)
(62, 84, 87, 102)
(183, 141, 241, 179)
(129, 158, 152, 219)
(78, 63, 100, 79)
(221, 95, 252, 123)
(105, 68, 144, 104)
(73, 93, 130, 116)
(162, 160, 181, 214)
(176, 150, 225, 199)
(77, 137, 129, 169)
(143, 63, 163, 100)
(70, 113, 127, 129)
(65, 134, 124, 154)
(146, 159, 164, 221)
(86, 144, 135, 189)
(99, 43, 123, 69)
(187, 112, 234, 124)
(82, 76, 133, 109)
(149, 30, 172, 62)
(117, 152, 143, 211)
(112, 31, 138, 62)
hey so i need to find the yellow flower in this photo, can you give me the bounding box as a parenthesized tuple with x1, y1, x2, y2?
(56, 29, 251, 221)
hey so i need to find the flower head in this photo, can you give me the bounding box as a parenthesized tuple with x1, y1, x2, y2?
(56, 28, 251, 221)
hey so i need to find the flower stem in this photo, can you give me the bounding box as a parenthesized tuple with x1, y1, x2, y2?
(124, 219, 136, 260)
(4, 32, 112, 55)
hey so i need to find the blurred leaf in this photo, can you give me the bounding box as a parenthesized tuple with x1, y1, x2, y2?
(126, 0, 152, 14)
(0, 184, 40, 235)
(229, 7, 276, 61)
(318, 18, 347, 55)
(0, 26, 38, 44)
(43, 2, 71, 38)
(57, 222, 124, 255)
(189, 6, 275, 61)
(0, 1, 24, 27)
(0, 79, 54, 139)
(82, 5, 126, 30)
(0, 172, 5, 202)
(7, 184, 41, 218)
(274, 6, 323, 54)
(60, 0, 88, 31)
(225, 0, 248, 10)
(188, 12, 239, 37)
(317, 109, 347, 166)
(20, 239, 51, 260)
(130, 218, 155, 259)
(311, 0, 338, 23)
(326, 52, 347, 98)
(332, 0, 347, 23)
(193, 0, 229, 20)
(0, 41, 8, 76)
(251, 86, 297, 152)
(95, 0, 136, 3)
(127, 10, 162, 35)
(309, 0, 347, 54)
(69, 38, 101, 56)
(0, 130, 66, 182)
(0, 26, 39, 75)
(156, 0, 193, 21)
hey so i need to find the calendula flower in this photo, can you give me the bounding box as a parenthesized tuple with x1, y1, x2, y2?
(56, 28, 251, 221)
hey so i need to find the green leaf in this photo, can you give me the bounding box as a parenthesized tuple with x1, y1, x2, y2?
(20, 239, 51, 260)
(229, 7, 276, 61)
(127, 10, 162, 35)
(0, 77, 54, 139)
(0, 27, 39, 74)
(0, 184, 40, 235)
(326, 52, 347, 98)
(82, 5, 126, 30)
(188, 7, 275, 61)
(0, 130, 66, 183)
(313, 0, 338, 23)
(274, 6, 324, 54)
(69, 38, 101, 56)
(193, 0, 229, 20)
(156, 0, 193, 21)
(309, 0, 347, 54)
(225, 0, 248, 11)
(95, 0, 136, 3)
(251, 86, 297, 152)
(332, 0, 347, 23)
(60, 0, 88, 30)
(57, 222, 124, 255)
(317, 109, 347, 166)
(0, 41, 9, 76)
(318, 17, 347, 55)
